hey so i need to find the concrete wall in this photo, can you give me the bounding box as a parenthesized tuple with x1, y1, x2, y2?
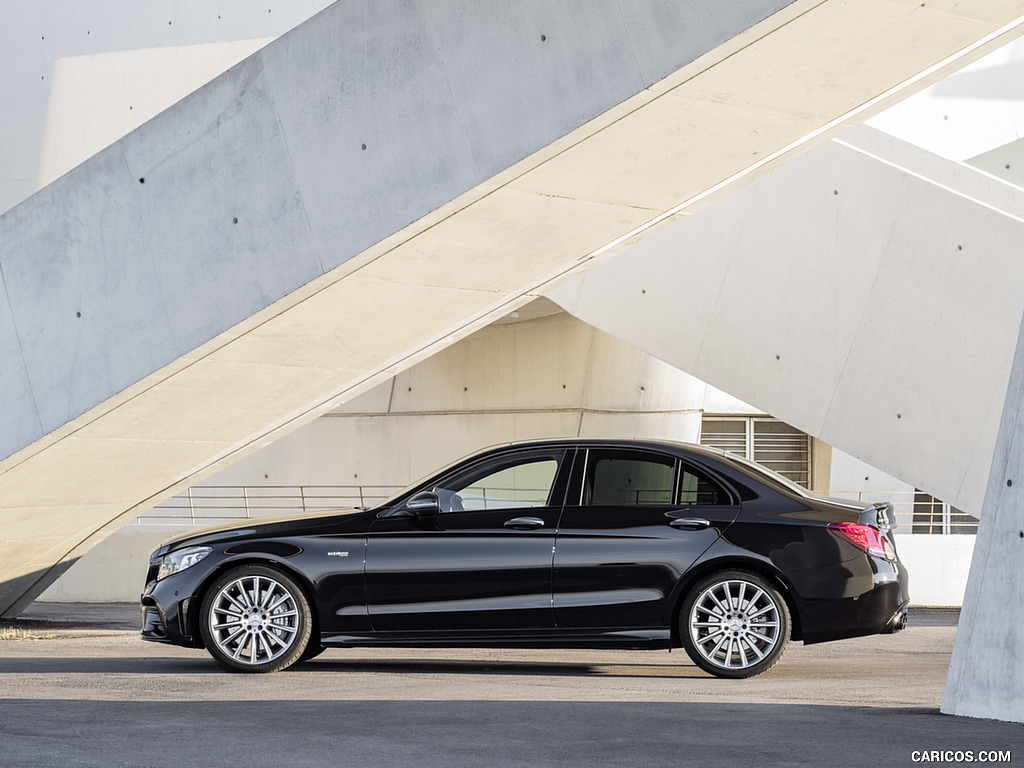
(38, 526, 182, 604)
(0, 0, 334, 214)
(37, 39, 272, 189)
(895, 536, 976, 608)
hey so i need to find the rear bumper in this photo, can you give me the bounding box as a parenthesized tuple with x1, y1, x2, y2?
(790, 554, 910, 644)
(883, 604, 909, 634)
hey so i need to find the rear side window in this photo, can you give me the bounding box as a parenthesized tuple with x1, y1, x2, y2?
(581, 449, 731, 507)
(584, 450, 674, 506)
(678, 467, 725, 506)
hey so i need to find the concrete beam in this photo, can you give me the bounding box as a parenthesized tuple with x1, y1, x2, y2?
(3, 0, 1024, 617)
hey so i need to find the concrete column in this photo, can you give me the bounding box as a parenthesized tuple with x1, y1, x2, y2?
(942, 315, 1024, 723)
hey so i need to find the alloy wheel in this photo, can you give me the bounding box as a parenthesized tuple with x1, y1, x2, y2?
(202, 567, 310, 672)
(682, 571, 789, 678)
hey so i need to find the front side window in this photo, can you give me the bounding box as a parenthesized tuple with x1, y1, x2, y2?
(433, 451, 563, 512)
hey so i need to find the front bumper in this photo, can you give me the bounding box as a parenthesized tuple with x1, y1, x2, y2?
(139, 555, 219, 648)
(140, 587, 201, 647)
(140, 602, 167, 640)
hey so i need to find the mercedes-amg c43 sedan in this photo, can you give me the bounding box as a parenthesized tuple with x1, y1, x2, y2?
(141, 439, 909, 678)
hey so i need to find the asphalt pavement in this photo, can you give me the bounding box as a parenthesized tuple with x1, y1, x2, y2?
(1, 604, 1021, 768)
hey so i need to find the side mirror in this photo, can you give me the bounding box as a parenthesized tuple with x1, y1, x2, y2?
(405, 490, 440, 518)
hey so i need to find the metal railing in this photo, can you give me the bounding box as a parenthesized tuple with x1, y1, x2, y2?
(135, 485, 404, 526)
(829, 490, 979, 534)
(136, 484, 979, 534)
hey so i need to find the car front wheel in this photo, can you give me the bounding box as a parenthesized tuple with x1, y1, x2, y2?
(199, 564, 312, 673)
(680, 569, 790, 679)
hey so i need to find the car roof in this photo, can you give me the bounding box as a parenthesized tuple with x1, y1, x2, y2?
(492, 436, 730, 460)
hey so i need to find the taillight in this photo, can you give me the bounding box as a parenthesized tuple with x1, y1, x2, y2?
(827, 521, 896, 561)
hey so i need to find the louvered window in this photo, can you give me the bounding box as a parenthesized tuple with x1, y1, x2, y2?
(700, 417, 811, 488)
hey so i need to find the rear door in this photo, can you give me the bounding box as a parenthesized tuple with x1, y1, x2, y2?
(552, 447, 739, 630)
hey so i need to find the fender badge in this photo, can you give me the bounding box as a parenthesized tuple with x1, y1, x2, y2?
(327, 551, 350, 557)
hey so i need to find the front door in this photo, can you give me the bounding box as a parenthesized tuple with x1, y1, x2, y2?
(365, 447, 572, 632)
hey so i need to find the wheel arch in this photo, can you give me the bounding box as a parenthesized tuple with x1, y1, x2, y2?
(667, 556, 803, 646)
(186, 555, 321, 649)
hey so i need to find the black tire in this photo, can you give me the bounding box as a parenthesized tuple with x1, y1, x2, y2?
(199, 564, 312, 673)
(679, 569, 790, 679)
(297, 642, 326, 663)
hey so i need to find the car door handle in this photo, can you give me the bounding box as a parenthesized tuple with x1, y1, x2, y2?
(669, 517, 711, 530)
(504, 516, 545, 530)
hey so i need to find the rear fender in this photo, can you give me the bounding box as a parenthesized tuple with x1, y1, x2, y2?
(666, 544, 802, 644)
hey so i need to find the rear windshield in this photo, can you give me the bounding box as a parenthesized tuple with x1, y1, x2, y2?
(715, 451, 813, 499)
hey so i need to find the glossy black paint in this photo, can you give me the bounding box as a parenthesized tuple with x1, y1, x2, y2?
(141, 439, 909, 660)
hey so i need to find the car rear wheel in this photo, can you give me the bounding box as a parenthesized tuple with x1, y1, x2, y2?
(680, 569, 790, 679)
(199, 564, 312, 673)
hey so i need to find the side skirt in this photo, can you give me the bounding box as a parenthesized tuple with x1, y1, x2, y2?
(320, 628, 672, 651)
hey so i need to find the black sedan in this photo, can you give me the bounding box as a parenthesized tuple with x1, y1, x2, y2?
(140, 439, 909, 678)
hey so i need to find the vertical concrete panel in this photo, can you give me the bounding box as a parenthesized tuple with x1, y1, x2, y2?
(0, 275, 42, 458)
(943, 318, 1024, 722)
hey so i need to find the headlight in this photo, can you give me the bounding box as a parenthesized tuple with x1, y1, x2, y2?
(157, 546, 213, 581)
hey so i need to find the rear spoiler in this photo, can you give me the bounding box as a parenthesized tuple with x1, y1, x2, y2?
(860, 501, 896, 532)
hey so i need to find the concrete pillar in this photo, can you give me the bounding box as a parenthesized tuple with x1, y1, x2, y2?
(942, 316, 1024, 723)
